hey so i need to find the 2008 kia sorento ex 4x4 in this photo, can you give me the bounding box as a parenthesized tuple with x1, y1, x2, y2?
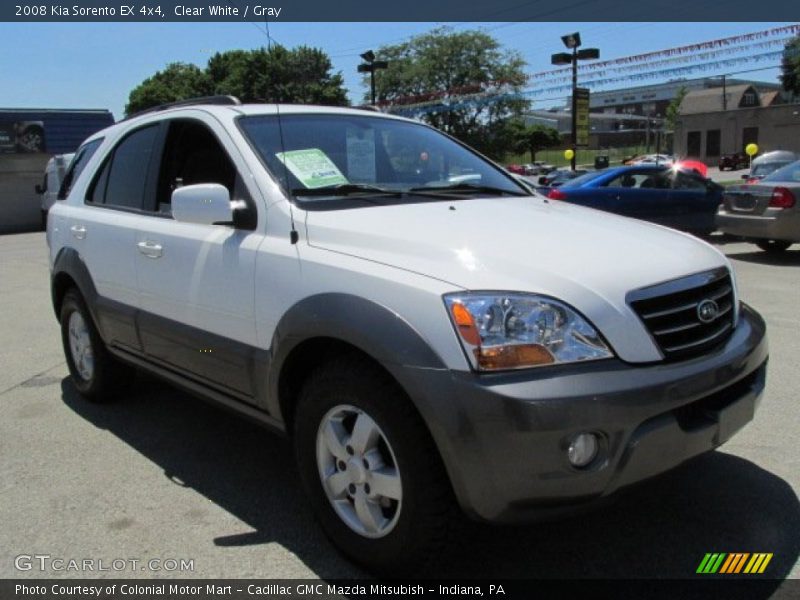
(47, 97, 768, 574)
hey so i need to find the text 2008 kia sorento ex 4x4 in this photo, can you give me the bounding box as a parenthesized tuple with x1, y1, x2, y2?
(47, 97, 767, 574)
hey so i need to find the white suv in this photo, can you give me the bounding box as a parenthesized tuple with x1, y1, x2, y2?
(48, 97, 768, 574)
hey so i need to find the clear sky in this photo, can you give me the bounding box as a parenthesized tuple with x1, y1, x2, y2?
(0, 21, 792, 120)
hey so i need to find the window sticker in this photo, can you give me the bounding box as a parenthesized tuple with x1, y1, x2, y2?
(275, 148, 348, 189)
(346, 128, 377, 183)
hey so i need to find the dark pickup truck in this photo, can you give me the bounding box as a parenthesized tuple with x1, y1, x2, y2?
(719, 152, 749, 171)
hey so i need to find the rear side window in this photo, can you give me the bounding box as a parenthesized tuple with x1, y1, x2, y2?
(99, 125, 159, 210)
(57, 139, 102, 200)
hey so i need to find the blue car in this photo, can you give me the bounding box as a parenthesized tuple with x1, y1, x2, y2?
(546, 166, 723, 234)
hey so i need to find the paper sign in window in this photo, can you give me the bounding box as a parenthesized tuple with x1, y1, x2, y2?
(346, 128, 377, 183)
(276, 148, 348, 189)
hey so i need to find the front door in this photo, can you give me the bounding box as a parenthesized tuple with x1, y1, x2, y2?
(134, 117, 262, 401)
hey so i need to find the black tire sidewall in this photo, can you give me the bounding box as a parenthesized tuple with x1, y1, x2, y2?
(59, 290, 125, 400)
(294, 365, 449, 573)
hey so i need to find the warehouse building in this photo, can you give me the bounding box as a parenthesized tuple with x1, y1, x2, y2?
(673, 92, 800, 163)
(1, 108, 114, 234)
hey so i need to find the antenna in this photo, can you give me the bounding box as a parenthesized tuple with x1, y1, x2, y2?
(264, 20, 299, 244)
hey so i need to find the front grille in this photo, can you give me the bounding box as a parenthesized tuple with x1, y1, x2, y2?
(629, 268, 736, 361)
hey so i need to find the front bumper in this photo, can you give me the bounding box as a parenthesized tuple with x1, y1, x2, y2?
(394, 304, 767, 522)
(717, 210, 800, 242)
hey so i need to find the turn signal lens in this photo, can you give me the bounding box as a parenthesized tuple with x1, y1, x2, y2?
(477, 344, 554, 370)
(450, 302, 480, 346)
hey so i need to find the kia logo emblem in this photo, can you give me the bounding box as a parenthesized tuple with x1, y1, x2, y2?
(697, 299, 720, 323)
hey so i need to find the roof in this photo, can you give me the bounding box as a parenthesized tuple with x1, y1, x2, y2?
(752, 150, 798, 165)
(759, 91, 781, 106)
(679, 85, 759, 114)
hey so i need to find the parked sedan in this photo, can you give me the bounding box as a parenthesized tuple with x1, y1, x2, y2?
(717, 159, 799, 253)
(546, 166, 722, 234)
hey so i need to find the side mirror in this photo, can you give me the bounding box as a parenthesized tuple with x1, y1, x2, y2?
(35, 184, 43, 195)
(172, 183, 233, 225)
(741, 174, 749, 180)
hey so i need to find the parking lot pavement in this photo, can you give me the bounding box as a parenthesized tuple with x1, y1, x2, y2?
(0, 232, 798, 582)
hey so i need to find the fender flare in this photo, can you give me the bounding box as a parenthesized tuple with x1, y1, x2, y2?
(51, 247, 102, 331)
(264, 293, 448, 419)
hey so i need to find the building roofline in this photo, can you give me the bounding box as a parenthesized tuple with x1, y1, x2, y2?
(0, 108, 112, 114)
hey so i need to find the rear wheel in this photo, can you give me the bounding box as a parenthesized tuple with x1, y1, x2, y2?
(60, 289, 134, 401)
(293, 356, 456, 575)
(755, 240, 792, 253)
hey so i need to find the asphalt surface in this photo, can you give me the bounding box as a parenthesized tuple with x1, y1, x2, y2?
(0, 231, 798, 585)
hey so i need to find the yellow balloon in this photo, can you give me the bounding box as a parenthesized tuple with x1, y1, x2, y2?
(745, 143, 759, 157)
(564, 149, 575, 161)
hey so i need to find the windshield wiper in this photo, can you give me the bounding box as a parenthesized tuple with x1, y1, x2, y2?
(291, 183, 403, 198)
(408, 182, 528, 197)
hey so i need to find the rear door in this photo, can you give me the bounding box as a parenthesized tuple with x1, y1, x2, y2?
(76, 125, 161, 352)
(600, 168, 671, 223)
(668, 170, 720, 232)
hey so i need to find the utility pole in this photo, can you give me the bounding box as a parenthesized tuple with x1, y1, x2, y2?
(722, 74, 727, 111)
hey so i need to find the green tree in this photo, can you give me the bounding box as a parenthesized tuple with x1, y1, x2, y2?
(780, 36, 800, 97)
(207, 45, 348, 105)
(665, 86, 688, 131)
(371, 27, 529, 157)
(125, 63, 212, 116)
(125, 46, 348, 116)
(508, 121, 561, 162)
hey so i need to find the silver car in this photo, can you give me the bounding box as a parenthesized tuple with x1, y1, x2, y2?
(741, 150, 798, 183)
(717, 159, 800, 253)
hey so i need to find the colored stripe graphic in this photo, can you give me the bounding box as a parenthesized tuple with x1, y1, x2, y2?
(698, 553, 773, 574)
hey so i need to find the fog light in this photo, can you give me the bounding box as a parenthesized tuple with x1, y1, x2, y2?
(568, 433, 598, 468)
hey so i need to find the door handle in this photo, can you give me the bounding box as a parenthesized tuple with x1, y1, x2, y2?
(137, 240, 163, 258)
(70, 225, 87, 239)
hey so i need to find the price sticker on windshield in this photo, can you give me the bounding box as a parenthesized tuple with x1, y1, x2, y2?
(276, 148, 348, 189)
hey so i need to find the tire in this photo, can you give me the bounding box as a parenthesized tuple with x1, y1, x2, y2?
(17, 126, 44, 153)
(755, 240, 792, 254)
(293, 355, 457, 575)
(60, 289, 134, 401)
(40, 210, 47, 231)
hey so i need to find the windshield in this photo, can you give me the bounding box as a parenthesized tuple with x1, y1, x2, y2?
(761, 159, 800, 183)
(751, 161, 792, 177)
(238, 114, 525, 203)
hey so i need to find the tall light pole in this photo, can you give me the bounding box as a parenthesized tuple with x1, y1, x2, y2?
(552, 33, 599, 170)
(358, 50, 389, 106)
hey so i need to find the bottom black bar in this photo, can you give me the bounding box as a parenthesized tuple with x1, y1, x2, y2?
(1, 579, 797, 600)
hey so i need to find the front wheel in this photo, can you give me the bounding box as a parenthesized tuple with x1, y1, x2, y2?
(294, 356, 456, 575)
(755, 240, 792, 253)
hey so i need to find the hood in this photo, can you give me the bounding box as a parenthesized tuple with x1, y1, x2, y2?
(304, 196, 730, 362)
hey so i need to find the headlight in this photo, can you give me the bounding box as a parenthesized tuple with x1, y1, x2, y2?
(444, 293, 613, 371)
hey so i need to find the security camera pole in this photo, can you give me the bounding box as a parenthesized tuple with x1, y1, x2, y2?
(551, 33, 599, 170)
(358, 50, 389, 106)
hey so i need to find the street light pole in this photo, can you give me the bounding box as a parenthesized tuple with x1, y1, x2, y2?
(552, 33, 599, 171)
(570, 45, 578, 171)
(358, 50, 389, 106)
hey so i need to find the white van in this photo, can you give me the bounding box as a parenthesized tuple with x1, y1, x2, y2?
(35, 152, 74, 229)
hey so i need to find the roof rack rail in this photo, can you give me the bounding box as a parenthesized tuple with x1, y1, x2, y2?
(125, 95, 241, 120)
